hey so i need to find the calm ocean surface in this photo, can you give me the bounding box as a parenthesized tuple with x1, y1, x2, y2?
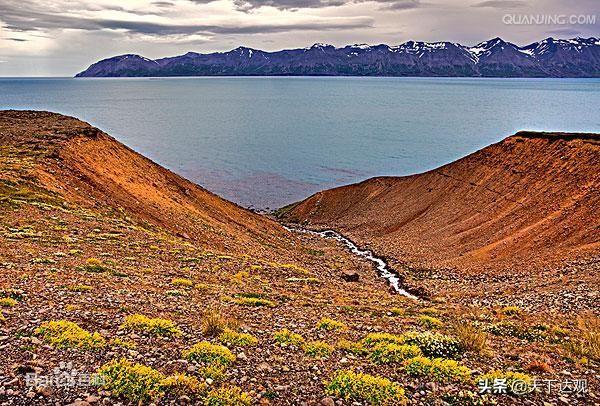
(1, 77, 599, 209)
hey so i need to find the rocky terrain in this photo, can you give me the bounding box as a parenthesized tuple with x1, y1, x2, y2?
(0, 111, 598, 405)
(75, 37, 600, 78)
(279, 131, 600, 312)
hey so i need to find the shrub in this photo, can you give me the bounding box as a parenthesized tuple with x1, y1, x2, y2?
(317, 317, 347, 332)
(369, 343, 422, 364)
(234, 297, 276, 307)
(337, 339, 368, 356)
(183, 342, 235, 366)
(205, 386, 252, 406)
(485, 321, 546, 341)
(566, 314, 600, 361)
(120, 314, 182, 337)
(476, 371, 534, 396)
(0, 297, 17, 307)
(172, 278, 193, 287)
(218, 329, 258, 347)
(420, 307, 439, 316)
(160, 374, 206, 399)
(404, 356, 471, 382)
(454, 322, 488, 353)
(303, 341, 334, 358)
(501, 306, 521, 316)
(402, 331, 462, 358)
(110, 338, 137, 349)
(67, 285, 92, 292)
(35, 320, 105, 350)
(201, 364, 227, 384)
(81, 258, 109, 273)
(97, 358, 164, 401)
(361, 332, 405, 348)
(325, 370, 407, 405)
(418, 315, 443, 329)
(390, 308, 405, 316)
(202, 309, 236, 337)
(273, 329, 304, 347)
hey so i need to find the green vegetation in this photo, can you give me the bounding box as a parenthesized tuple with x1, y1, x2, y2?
(404, 356, 471, 382)
(97, 359, 164, 401)
(337, 339, 368, 356)
(325, 370, 407, 405)
(454, 322, 488, 353)
(233, 297, 276, 307)
(273, 328, 305, 346)
(67, 284, 92, 292)
(403, 331, 462, 358)
(361, 332, 405, 348)
(120, 314, 182, 337)
(183, 341, 236, 366)
(303, 341, 334, 358)
(205, 386, 252, 406)
(418, 315, 444, 329)
(110, 338, 137, 349)
(369, 343, 422, 364)
(316, 317, 347, 332)
(171, 278, 193, 287)
(160, 374, 206, 399)
(390, 307, 405, 316)
(218, 329, 258, 347)
(35, 320, 105, 350)
(0, 297, 17, 307)
(80, 257, 110, 273)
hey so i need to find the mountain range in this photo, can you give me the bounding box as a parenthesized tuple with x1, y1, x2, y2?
(76, 37, 600, 78)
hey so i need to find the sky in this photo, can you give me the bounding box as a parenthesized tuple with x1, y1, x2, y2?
(0, 0, 598, 76)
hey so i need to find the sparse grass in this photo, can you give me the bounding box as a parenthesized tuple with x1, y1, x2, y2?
(234, 297, 276, 307)
(0, 297, 17, 307)
(501, 306, 521, 316)
(97, 358, 164, 402)
(218, 329, 258, 347)
(402, 331, 462, 359)
(183, 341, 236, 366)
(418, 315, 444, 329)
(404, 356, 471, 383)
(160, 374, 206, 399)
(476, 371, 534, 396)
(317, 317, 347, 332)
(110, 338, 137, 349)
(286, 277, 320, 284)
(390, 307, 405, 317)
(454, 322, 488, 354)
(35, 320, 105, 350)
(80, 257, 110, 273)
(420, 307, 439, 316)
(325, 370, 407, 405)
(337, 339, 368, 356)
(205, 386, 252, 406)
(362, 332, 405, 348)
(202, 309, 237, 337)
(120, 314, 182, 337)
(369, 343, 422, 364)
(566, 314, 600, 361)
(303, 341, 334, 358)
(273, 328, 304, 347)
(171, 278, 193, 287)
(67, 284, 92, 292)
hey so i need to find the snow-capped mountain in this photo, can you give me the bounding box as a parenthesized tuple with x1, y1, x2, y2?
(76, 37, 600, 78)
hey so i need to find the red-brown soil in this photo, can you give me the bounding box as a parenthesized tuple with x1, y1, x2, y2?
(280, 132, 600, 308)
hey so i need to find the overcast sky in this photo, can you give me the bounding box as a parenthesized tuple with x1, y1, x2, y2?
(0, 0, 598, 76)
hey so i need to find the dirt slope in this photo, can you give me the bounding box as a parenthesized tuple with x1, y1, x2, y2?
(281, 131, 600, 270)
(0, 110, 294, 258)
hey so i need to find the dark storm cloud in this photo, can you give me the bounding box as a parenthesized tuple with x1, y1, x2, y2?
(471, 0, 527, 8)
(0, 1, 372, 36)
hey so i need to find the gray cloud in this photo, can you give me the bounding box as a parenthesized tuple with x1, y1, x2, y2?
(471, 0, 527, 8)
(227, 0, 422, 11)
(546, 27, 583, 37)
(0, 1, 372, 36)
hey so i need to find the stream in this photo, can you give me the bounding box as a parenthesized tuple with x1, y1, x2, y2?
(284, 226, 418, 300)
